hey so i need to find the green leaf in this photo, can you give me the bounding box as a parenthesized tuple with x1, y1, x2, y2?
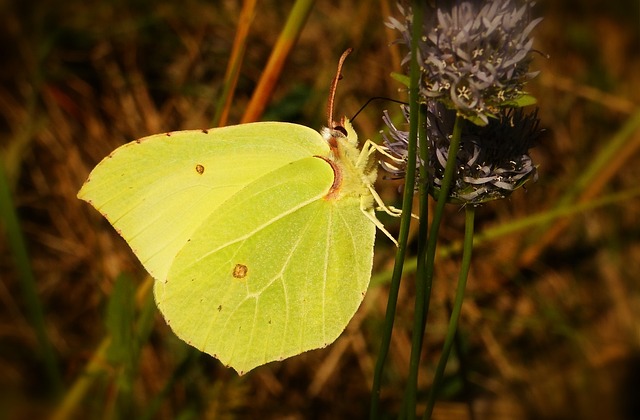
(462, 113, 490, 127)
(390, 72, 411, 88)
(105, 274, 135, 366)
(502, 93, 538, 108)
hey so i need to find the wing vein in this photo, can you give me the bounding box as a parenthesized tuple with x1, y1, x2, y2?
(190, 192, 327, 268)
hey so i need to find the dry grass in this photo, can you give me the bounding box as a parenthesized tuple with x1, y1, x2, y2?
(1, 0, 640, 419)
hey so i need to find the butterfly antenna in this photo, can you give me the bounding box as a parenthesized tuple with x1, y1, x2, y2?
(327, 48, 353, 128)
(350, 97, 408, 122)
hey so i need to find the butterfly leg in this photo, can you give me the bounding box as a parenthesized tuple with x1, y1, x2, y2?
(366, 184, 403, 218)
(360, 197, 398, 247)
(360, 140, 406, 165)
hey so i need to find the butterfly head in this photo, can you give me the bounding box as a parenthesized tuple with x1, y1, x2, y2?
(322, 116, 358, 153)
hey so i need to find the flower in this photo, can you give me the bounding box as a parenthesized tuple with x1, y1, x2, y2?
(380, 106, 413, 180)
(388, 0, 542, 124)
(381, 103, 543, 204)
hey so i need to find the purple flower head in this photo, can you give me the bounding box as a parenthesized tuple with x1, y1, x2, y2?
(388, 0, 542, 124)
(382, 103, 543, 204)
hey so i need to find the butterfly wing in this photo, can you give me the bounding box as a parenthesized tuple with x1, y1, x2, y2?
(78, 122, 329, 281)
(155, 156, 375, 373)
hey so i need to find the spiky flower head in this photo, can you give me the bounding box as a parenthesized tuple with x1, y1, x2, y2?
(388, 0, 542, 125)
(382, 103, 543, 204)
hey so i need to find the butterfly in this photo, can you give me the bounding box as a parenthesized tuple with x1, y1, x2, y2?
(78, 49, 399, 374)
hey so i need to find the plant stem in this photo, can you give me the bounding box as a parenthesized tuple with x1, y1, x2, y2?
(370, 0, 423, 417)
(213, 0, 257, 127)
(240, 0, 315, 123)
(424, 205, 475, 419)
(402, 105, 429, 420)
(405, 114, 463, 418)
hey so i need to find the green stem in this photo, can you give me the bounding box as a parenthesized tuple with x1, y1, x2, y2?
(424, 206, 475, 419)
(402, 106, 430, 420)
(405, 114, 463, 417)
(370, 0, 424, 417)
(212, 0, 257, 127)
(240, 0, 315, 123)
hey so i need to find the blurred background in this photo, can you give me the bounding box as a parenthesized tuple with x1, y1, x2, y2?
(1, 0, 640, 418)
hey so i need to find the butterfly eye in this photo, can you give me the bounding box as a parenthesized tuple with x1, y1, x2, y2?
(332, 125, 348, 137)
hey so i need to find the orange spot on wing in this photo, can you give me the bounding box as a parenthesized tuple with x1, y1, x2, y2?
(233, 264, 248, 279)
